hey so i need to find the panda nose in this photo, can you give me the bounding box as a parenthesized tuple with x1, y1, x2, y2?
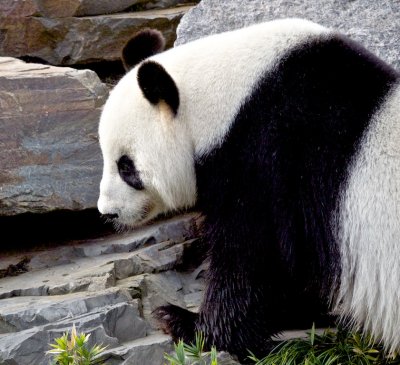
(102, 213, 119, 220)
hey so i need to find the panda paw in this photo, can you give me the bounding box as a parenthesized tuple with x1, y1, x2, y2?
(153, 304, 198, 342)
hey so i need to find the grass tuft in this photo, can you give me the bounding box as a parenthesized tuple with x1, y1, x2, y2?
(46, 325, 107, 365)
(164, 332, 219, 365)
(249, 324, 400, 365)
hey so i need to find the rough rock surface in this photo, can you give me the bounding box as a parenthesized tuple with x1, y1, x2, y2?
(0, 0, 197, 17)
(0, 57, 108, 216)
(0, 5, 192, 65)
(0, 213, 209, 365)
(175, 0, 400, 71)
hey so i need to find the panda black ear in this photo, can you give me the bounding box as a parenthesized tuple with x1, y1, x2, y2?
(137, 60, 180, 115)
(122, 29, 166, 71)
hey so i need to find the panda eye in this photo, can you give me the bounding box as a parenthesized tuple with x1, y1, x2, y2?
(117, 155, 144, 190)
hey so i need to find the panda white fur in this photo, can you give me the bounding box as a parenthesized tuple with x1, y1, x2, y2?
(98, 18, 400, 360)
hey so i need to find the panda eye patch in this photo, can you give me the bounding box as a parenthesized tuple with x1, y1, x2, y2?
(117, 155, 144, 190)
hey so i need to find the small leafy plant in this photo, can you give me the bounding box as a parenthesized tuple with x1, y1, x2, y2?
(164, 332, 218, 365)
(249, 324, 400, 365)
(47, 325, 107, 365)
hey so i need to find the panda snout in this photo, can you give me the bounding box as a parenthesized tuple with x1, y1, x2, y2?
(97, 193, 120, 220)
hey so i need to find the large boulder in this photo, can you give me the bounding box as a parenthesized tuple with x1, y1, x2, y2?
(0, 3, 193, 65)
(0, 57, 108, 215)
(175, 0, 400, 71)
(0, 0, 196, 17)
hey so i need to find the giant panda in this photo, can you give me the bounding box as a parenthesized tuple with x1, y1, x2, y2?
(97, 18, 400, 360)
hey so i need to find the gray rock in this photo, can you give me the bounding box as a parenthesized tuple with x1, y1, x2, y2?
(217, 352, 242, 365)
(48, 262, 117, 295)
(102, 333, 173, 365)
(117, 274, 147, 299)
(140, 271, 187, 327)
(0, 328, 45, 365)
(0, 214, 204, 364)
(173, 351, 240, 365)
(81, 213, 200, 258)
(0, 0, 197, 17)
(1, 6, 191, 66)
(136, 0, 200, 11)
(184, 290, 203, 311)
(119, 269, 205, 329)
(0, 0, 38, 17)
(0, 214, 201, 299)
(175, 0, 400, 71)
(0, 297, 148, 365)
(0, 258, 116, 299)
(0, 256, 120, 299)
(178, 262, 207, 311)
(74, 0, 199, 16)
(0, 289, 130, 333)
(0, 57, 108, 216)
(114, 240, 186, 279)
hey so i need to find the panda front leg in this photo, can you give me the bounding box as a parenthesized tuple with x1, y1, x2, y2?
(153, 303, 198, 343)
(154, 262, 279, 362)
(201, 265, 282, 360)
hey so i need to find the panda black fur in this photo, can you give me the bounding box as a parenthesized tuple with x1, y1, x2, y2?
(98, 19, 400, 360)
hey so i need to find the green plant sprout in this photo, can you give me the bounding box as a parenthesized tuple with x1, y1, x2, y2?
(46, 325, 107, 365)
(164, 332, 218, 365)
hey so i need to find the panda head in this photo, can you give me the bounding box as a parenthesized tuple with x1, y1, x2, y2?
(97, 29, 196, 228)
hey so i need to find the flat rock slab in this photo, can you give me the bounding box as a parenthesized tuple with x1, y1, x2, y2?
(176, 0, 400, 71)
(103, 333, 174, 365)
(0, 213, 201, 298)
(1, 6, 191, 65)
(0, 288, 132, 332)
(1, 0, 197, 17)
(0, 57, 108, 215)
(0, 296, 148, 364)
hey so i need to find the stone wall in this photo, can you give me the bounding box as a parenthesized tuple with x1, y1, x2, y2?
(0, 0, 198, 216)
(0, 214, 207, 365)
(1, 0, 195, 66)
(0, 2, 207, 364)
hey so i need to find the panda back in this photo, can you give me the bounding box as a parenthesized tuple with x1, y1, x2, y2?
(150, 18, 331, 157)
